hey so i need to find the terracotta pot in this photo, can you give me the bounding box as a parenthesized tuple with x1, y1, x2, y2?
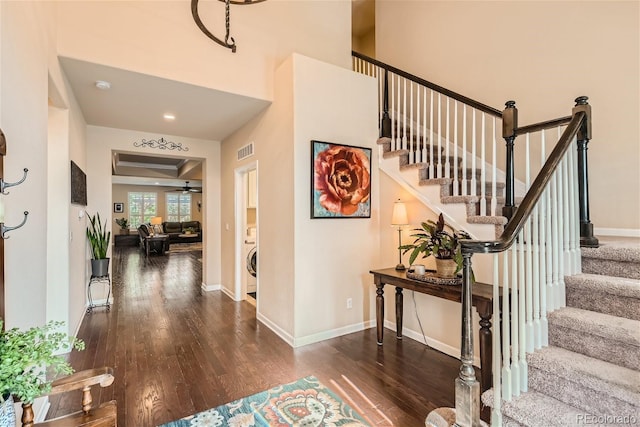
(120, 229, 129, 235)
(435, 258, 457, 278)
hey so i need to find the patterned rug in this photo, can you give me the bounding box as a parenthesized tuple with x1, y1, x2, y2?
(167, 242, 203, 253)
(158, 376, 370, 427)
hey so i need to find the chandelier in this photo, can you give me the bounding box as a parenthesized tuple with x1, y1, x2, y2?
(191, 0, 266, 53)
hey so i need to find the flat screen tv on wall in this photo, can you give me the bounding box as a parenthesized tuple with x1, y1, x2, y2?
(70, 160, 87, 206)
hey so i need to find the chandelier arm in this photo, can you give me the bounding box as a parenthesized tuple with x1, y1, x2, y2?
(191, 0, 236, 52)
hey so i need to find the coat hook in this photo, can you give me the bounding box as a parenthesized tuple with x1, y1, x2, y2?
(0, 168, 28, 195)
(1, 211, 29, 239)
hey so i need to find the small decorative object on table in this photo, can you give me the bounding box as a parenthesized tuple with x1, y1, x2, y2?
(115, 217, 130, 235)
(400, 213, 471, 279)
(406, 269, 462, 286)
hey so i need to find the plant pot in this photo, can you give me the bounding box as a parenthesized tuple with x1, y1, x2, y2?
(435, 258, 457, 278)
(119, 229, 129, 235)
(91, 258, 110, 278)
(0, 394, 16, 427)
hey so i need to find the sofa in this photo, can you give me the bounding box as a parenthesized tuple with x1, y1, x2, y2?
(161, 220, 202, 243)
(137, 224, 170, 256)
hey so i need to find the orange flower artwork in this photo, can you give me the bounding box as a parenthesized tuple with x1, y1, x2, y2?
(311, 141, 371, 218)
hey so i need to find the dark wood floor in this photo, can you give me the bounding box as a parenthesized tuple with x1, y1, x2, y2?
(48, 246, 462, 426)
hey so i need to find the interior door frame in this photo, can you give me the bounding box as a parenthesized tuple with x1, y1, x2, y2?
(233, 161, 257, 302)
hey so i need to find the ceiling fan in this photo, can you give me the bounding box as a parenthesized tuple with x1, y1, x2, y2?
(173, 181, 202, 193)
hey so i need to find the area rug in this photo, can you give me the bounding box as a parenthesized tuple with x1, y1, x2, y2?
(158, 376, 370, 427)
(167, 242, 203, 253)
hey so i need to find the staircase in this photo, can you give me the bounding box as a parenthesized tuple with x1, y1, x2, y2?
(483, 239, 640, 426)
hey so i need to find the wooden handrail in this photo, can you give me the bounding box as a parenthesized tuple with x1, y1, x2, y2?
(515, 115, 573, 136)
(352, 51, 503, 118)
(461, 111, 585, 254)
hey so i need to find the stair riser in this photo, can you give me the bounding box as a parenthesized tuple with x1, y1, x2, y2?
(566, 287, 640, 321)
(582, 258, 640, 280)
(548, 325, 640, 371)
(529, 367, 639, 419)
(440, 182, 505, 198)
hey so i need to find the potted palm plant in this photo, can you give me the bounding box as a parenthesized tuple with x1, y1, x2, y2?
(87, 212, 111, 278)
(0, 320, 84, 425)
(115, 218, 130, 235)
(399, 213, 471, 278)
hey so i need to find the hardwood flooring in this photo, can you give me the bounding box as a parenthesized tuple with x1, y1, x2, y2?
(48, 246, 461, 426)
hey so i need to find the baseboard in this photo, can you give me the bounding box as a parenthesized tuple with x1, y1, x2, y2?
(594, 227, 640, 238)
(383, 320, 480, 367)
(221, 286, 235, 300)
(256, 311, 295, 347)
(293, 320, 376, 348)
(201, 282, 221, 292)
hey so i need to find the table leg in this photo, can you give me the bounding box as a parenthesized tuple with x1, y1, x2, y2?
(395, 287, 403, 340)
(476, 300, 493, 393)
(376, 282, 384, 345)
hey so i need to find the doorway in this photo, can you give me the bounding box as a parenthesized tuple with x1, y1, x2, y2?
(234, 163, 258, 306)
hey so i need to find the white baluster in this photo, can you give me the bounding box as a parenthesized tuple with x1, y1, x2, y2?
(525, 217, 534, 354)
(571, 136, 582, 273)
(491, 117, 497, 216)
(480, 113, 486, 215)
(532, 198, 542, 350)
(518, 230, 528, 392)
(511, 243, 520, 395)
(378, 67, 383, 133)
(556, 127, 566, 307)
(551, 169, 560, 311)
(409, 82, 414, 163)
(422, 87, 427, 165)
(471, 109, 477, 196)
(445, 97, 451, 179)
(540, 185, 549, 347)
(502, 249, 512, 401)
(492, 254, 502, 426)
(453, 102, 459, 196)
(437, 93, 442, 178)
(462, 106, 467, 195)
(542, 131, 555, 314)
(416, 85, 421, 164)
(429, 90, 434, 179)
(390, 74, 396, 151)
(402, 79, 407, 151)
(562, 147, 572, 275)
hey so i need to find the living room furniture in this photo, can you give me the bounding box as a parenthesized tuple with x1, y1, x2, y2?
(20, 367, 116, 426)
(161, 220, 202, 243)
(370, 267, 497, 395)
(137, 224, 170, 257)
(87, 274, 111, 314)
(114, 234, 138, 247)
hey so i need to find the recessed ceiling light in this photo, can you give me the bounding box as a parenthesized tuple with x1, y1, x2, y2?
(163, 113, 176, 121)
(95, 80, 111, 90)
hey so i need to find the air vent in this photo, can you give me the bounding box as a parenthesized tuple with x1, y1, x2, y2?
(237, 142, 254, 161)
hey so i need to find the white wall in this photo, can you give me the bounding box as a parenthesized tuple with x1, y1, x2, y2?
(87, 126, 221, 289)
(292, 55, 379, 345)
(376, 0, 640, 232)
(56, 0, 352, 101)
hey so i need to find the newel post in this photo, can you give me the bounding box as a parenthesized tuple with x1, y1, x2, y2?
(573, 96, 599, 247)
(381, 69, 392, 139)
(502, 101, 518, 220)
(454, 252, 481, 427)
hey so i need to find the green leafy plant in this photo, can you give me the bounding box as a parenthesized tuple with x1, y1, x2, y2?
(115, 217, 129, 229)
(87, 212, 111, 259)
(0, 320, 84, 404)
(399, 213, 471, 274)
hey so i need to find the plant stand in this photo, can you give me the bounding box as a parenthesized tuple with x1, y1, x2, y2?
(86, 274, 111, 314)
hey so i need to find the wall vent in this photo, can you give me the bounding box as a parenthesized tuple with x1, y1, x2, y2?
(237, 142, 254, 161)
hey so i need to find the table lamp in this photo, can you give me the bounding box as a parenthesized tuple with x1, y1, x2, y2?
(391, 199, 409, 270)
(150, 216, 163, 235)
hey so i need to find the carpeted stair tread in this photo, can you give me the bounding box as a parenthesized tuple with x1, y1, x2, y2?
(581, 241, 640, 263)
(467, 215, 508, 225)
(548, 307, 640, 370)
(565, 273, 640, 320)
(482, 389, 589, 426)
(582, 241, 640, 280)
(527, 346, 640, 405)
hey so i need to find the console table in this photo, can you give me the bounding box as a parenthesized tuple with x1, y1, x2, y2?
(370, 268, 497, 394)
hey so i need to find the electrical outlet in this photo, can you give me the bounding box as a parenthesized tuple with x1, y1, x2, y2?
(346, 298, 353, 309)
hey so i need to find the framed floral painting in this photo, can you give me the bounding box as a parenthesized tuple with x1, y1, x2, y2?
(311, 140, 372, 218)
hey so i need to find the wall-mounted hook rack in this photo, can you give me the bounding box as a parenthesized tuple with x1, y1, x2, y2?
(0, 168, 28, 195)
(1, 211, 29, 239)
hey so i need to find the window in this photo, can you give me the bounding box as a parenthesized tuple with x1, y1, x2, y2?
(166, 193, 191, 222)
(128, 192, 158, 229)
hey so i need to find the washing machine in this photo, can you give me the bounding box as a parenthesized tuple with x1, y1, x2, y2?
(244, 227, 257, 294)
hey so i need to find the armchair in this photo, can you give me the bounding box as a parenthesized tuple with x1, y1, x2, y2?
(21, 366, 116, 426)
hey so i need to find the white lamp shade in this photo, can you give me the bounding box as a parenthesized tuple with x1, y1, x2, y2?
(150, 217, 163, 225)
(391, 201, 408, 226)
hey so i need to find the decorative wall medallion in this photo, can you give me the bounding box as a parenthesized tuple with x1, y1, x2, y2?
(133, 138, 189, 152)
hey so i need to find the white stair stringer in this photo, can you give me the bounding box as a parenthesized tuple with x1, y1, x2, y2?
(379, 151, 498, 242)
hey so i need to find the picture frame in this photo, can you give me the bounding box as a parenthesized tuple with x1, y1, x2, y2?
(70, 161, 87, 206)
(114, 203, 124, 213)
(311, 140, 372, 219)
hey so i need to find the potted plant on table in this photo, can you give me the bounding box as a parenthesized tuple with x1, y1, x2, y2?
(399, 213, 471, 278)
(0, 320, 84, 426)
(87, 212, 111, 278)
(115, 217, 130, 235)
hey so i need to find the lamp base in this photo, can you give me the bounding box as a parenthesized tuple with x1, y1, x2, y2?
(395, 263, 406, 271)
